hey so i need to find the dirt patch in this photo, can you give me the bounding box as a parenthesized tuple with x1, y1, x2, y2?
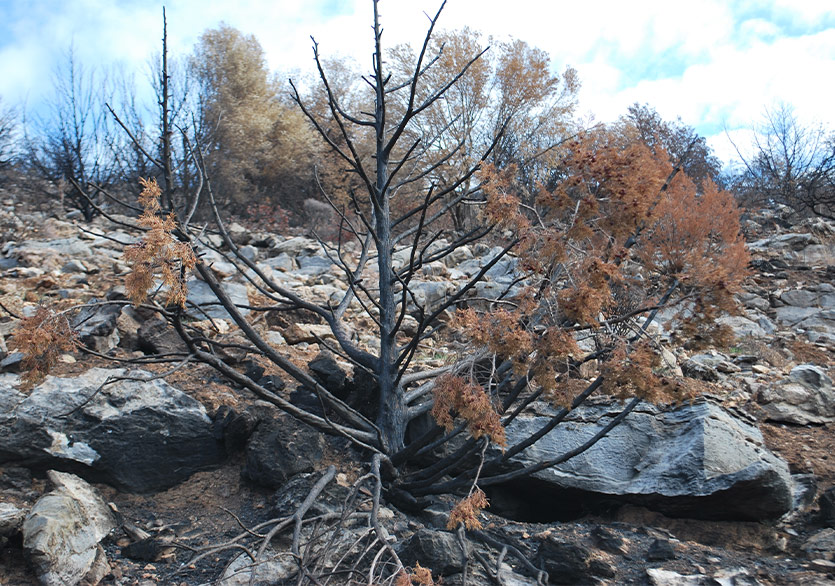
(762, 421, 835, 488)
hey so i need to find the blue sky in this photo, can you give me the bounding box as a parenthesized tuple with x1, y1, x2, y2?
(1, 0, 833, 166)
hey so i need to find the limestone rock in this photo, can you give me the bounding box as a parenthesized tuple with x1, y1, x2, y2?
(0, 502, 26, 547)
(22, 471, 116, 586)
(781, 289, 821, 307)
(803, 528, 835, 561)
(647, 569, 710, 586)
(272, 236, 320, 256)
(136, 317, 187, 356)
(500, 399, 792, 520)
(758, 365, 835, 425)
(186, 278, 250, 321)
(535, 538, 606, 584)
(0, 368, 225, 492)
(219, 547, 293, 585)
(716, 315, 769, 339)
(398, 529, 464, 576)
(71, 300, 122, 353)
(297, 254, 334, 276)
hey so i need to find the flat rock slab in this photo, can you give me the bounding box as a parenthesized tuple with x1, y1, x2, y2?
(501, 399, 792, 520)
(186, 278, 250, 321)
(0, 368, 225, 493)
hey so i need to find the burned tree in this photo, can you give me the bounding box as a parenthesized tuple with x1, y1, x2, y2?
(15, 0, 748, 517)
(733, 103, 835, 220)
(129, 0, 742, 498)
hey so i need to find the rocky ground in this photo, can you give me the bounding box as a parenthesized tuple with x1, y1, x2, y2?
(1, 192, 835, 585)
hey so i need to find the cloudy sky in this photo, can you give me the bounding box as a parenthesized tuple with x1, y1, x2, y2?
(1, 0, 833, 166)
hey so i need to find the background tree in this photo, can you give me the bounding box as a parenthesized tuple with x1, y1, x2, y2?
(296, 55, 378, 223)
(387, 27, 579, 231)
(23, 44, 120, 220)
(732, 102, 835, 219)
(618, 103, 722, 189)
(0, 97, 18, 175)
(190, 24, 318, 216)
(105, 8, 199, 214)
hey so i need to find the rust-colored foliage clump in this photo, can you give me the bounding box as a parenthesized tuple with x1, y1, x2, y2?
(395, 562, 435, 586)
(9, 306, 78, 391)
(443, 128, 748, 419)
(447, 488, 490, 530)
(431, 373, 506, 447)
(124, 178, 196, 308)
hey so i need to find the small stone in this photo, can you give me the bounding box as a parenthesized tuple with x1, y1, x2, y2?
(283, 323, 334, 345)
(219, 547, 292, 585)
(803, 528, 835, 561)
(591, 526, 628, 555)
(647, 538, 676, 561)
(810, 559, 835, 574)
(60, 259, 88, 274)
(0, 502, 26, 544)
(647, 568, 705, 585)
(1, 352, 24, 372)
(400, 529, 464, 576)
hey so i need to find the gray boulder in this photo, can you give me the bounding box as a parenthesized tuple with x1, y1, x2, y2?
(715, 315, 769, 339)
(0, 368, 225, 492)
(226, 222, 252, 245)
(781, 289, 821, 307)
(750, 232, 816, 251)
(0, 502, 26, 548)
(535, 537, 613, 584)
(71, 300, 122, 353)
(791, 364, 833, 389)
(23, 470, 116, 586)
(408, 280, 454, 313)
(681, 352, 740, 381)
(398, 529, 464, 576)
(272, 236, 320, 256)
(261, 252, 295, 272)
(297, 254, 334, 276)
(775, 305, 822, 326)
(219, 547, 293, 585)
(758, 365, 835, 425)
(186, 278, 250, 321)
(10, 238, 94, 260)
(136, 317, 188, 356)
(500, 398, 792, 520)
(242, 411, 326, 489)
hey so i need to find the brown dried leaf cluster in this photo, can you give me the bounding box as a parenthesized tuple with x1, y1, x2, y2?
(599, 341, 694, 404)
(9, 306, 78, 391)
(124, 178, 196, 308)
(449, 128, 749, 412)
(395, 562, 435, 586)
(452, 308, 533, 366)
(446, 488, 489, 530)
(431, 374, 506, 447)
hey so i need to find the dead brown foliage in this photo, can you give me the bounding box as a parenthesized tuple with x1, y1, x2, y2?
(9, 305, 78, 390)
(124, 178, 196, 307)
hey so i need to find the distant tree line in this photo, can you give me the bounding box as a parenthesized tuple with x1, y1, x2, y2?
(0, 18, 832, 224)
(732, 103, 835, 220)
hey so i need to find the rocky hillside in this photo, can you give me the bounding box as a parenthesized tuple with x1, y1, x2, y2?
(1, 195, 835, 585)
